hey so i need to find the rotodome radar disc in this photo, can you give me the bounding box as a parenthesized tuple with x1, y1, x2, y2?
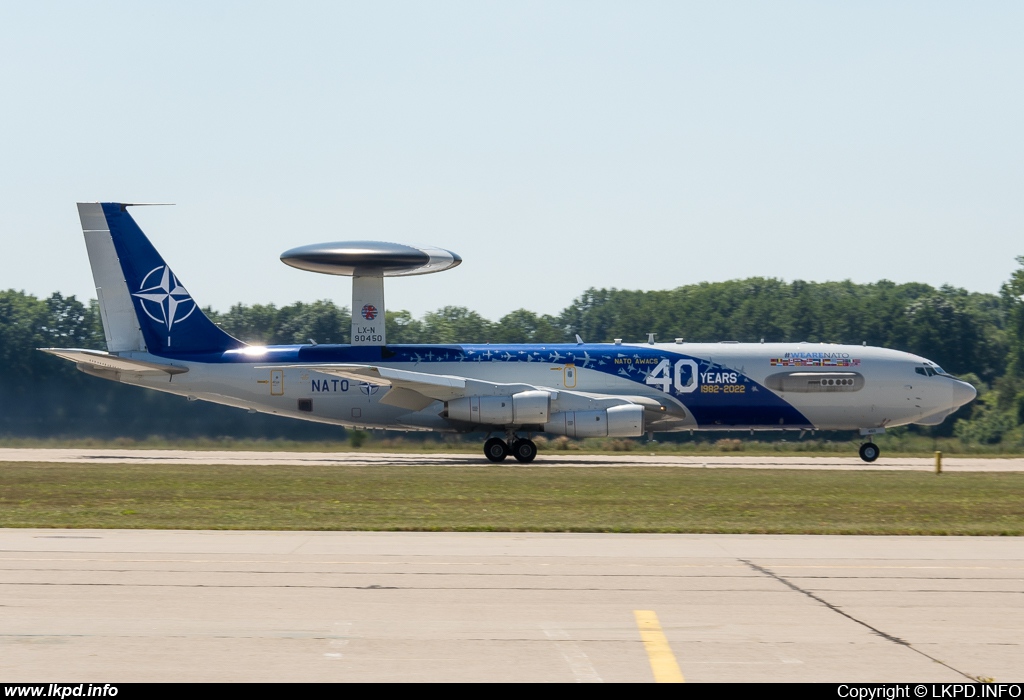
(280, 241, 461, 277)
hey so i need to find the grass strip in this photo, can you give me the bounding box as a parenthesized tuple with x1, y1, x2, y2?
(4, 436, 1024, 457)
(0, 462, 1021, 534)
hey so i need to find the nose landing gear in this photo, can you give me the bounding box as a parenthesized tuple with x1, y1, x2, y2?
(859, 442, 880, 463)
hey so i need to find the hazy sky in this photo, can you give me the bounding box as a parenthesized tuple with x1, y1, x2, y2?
(2, 2, 1022, 321)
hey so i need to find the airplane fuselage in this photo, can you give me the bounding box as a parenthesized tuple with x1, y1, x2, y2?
(102, 341, 971, 435)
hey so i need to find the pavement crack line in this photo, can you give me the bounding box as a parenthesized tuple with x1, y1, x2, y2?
(740, 559, 977, 682)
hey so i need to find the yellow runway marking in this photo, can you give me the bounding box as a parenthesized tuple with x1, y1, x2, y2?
(634, 610, 685, 683)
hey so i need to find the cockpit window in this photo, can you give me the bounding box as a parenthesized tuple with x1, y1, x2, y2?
(933, 366, 948, 375)
(915, 366, 937, 377)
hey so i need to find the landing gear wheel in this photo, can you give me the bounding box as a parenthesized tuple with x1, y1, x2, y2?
(511, 438, 537, 463)
(484, 438, 508, 463)
(859, 442, 880, 463)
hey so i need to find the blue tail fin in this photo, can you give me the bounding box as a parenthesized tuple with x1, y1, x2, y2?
(93, 203, 245, 355)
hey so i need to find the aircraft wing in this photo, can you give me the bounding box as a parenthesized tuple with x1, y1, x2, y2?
(270, 364, 538, 409)
(268, 363, 684, 418)
(40, 348, 189, 375)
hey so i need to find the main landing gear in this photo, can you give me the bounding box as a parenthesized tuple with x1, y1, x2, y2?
(859, 442, 880, 463)
(483, 435, 537, 463)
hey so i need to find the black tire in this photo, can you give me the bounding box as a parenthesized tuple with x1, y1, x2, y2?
(484, 438, 508, 463)
(511, 438, 537, 463)
(859, 442, 880, 463)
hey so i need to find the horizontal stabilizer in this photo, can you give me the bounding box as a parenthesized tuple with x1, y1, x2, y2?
(40, 348, 188, 375)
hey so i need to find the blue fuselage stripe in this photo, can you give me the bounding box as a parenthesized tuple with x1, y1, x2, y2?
(156, 342, 813, 429)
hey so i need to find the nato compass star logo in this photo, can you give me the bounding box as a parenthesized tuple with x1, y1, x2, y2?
(132, 266, 197, 334)
(361, 304, 378, 321)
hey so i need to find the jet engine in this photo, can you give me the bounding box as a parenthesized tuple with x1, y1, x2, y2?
(543, 404, 645, 438)
(446, 390, 551, 426)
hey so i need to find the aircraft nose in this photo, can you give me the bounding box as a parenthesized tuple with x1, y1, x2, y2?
(951, 380, 977, 407)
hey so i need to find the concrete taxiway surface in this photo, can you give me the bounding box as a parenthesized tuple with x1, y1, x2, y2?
(2, 447, 1023, 471)
(0, 530, 1020, 682)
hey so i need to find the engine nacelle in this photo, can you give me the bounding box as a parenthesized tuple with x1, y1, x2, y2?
(447, 390, 551, 426)
(512, 390, 551, 424)
(543, 404, 644, 438)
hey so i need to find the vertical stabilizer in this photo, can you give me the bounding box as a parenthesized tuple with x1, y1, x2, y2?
(79, 203, 245, 355)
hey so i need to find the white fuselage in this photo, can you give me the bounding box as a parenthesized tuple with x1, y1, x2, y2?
(104, 341, 976, 435)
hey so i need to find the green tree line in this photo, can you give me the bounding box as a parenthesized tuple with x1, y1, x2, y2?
(3, 264, 1023, 443)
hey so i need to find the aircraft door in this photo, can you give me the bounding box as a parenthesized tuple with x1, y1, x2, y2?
(563, 364, 577, 388)
(271, 369, 284, 396)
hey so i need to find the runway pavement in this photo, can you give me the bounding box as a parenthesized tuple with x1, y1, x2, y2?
(0, 530, 1020, 682)
(2, 447, 1024, 470)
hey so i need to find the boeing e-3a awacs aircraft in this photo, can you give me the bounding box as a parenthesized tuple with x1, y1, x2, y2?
(42, 203, 978, 464)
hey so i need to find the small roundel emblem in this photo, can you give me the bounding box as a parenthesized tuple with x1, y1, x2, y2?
(361, 304, 378, 320)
